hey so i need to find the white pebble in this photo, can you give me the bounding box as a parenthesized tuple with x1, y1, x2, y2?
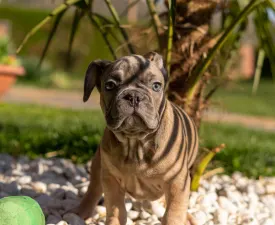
(79, 186, 88, 197)
(56, 221, 68, 225)
(192, 210, 208, 225)
(125, 200, 133, 212)
(127, 210, 140, 220)
(151, 201, 165, 218)
(214, 209, 228, 225)
(126, 217, 133, 225)
(48, 183, 61, 191)
(266, 184, 275, 194)
(140, 210, 151, 220)
(95, 205, 106, 216)
(218, 196, 237, 214)
(18, 176, 32, 185)
(32, 182, 47, 193)
(135, 220, 147, 225)
(147, 215, 160, 223)
(262, 219, 275, 225)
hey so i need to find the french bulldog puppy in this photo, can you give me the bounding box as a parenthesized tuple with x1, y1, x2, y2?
(77, 52, 198, 225)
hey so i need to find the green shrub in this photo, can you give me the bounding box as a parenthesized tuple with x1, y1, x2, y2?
(0, 104, 105, 163)
(18, 56, 53, 83)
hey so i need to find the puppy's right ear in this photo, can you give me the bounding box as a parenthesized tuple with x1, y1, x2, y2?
(83, 60, 110, 102)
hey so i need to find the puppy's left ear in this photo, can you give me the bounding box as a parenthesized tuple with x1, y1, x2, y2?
(144, 51, 164, 69)
(83, 60, 110, 102)
(144, 51, 168, 83)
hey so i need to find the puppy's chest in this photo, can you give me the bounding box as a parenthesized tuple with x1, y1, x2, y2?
(107, 139, 164, 200)
(119, 138, 156, 165)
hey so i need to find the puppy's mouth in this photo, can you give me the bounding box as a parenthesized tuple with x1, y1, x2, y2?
(107, 111, 158, 133)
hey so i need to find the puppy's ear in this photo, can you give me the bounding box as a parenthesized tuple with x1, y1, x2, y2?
(144, 51, 163, 69)
(83, 60, 110, 102)
(144, 51, 168, 83)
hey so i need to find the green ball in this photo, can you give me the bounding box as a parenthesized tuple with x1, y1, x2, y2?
(0, 196, 45, 225)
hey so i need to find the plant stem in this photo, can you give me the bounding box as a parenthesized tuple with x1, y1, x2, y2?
(88, 13, 117, 60)
(104, 0, 135, 54)
(191, 144, 225, 192)
(252, 49, 265, 95)
(17, 0, 82, 53)
(166, 0, 175, 79)
(146, 0, 162, 50)
(39, 10, 66, 68)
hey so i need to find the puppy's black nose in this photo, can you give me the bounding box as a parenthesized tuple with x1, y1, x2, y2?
(123, 92, 144, 107)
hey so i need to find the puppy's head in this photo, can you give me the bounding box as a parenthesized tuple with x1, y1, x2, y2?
(83, 52, 167, 137)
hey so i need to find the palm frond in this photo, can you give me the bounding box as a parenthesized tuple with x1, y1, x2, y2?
(104, 0, 135, 54)
(166, 0, 176, 80)
(254, 4, 275, 81)
(252, 49, 265, 95)
(185, 0, 265, 101)
(145, 0, 162, 50)
(88, 13, 117, 60)
(17, 0, 83, 53)
(67, 8, 85, 67)
(39, 10, 66, 68)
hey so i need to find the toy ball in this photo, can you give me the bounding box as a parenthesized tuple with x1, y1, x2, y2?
(0, 196, 45, 225)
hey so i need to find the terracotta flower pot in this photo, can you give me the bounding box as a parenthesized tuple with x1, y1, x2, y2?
(0, 64, 25, 98)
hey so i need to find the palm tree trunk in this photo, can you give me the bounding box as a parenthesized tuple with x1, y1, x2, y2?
(162, 0, 221, 128)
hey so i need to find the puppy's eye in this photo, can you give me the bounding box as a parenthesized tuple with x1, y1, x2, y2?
(105, 81, 116, 91)
(152, 82, 162, 92)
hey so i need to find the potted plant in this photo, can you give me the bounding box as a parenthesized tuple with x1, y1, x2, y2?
(0, 35, 25, 98)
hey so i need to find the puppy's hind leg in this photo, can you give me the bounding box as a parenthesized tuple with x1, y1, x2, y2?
(76, 149, 103, 219)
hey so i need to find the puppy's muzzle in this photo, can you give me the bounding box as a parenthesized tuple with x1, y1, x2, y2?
(121, 90, 146, 108)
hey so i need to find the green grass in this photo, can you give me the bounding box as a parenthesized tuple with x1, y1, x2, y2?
(0, 103, 274, 177)
(212, 79, 275, 118)
(200, 122, 275, 177)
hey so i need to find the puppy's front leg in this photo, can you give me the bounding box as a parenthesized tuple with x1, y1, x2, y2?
(102, 170, 127, 225)
(77, 149, 103, 219)
(162, 173, 191, 225)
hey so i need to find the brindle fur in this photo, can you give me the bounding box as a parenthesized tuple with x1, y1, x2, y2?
(76, 52, 198, 225)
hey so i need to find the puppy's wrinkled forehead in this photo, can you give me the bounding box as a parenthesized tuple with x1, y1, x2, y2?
(106, 55, 164, 82)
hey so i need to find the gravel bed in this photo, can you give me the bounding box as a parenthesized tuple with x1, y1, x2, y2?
(0, 153, 275, 225)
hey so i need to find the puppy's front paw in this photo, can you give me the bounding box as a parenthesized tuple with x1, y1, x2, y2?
(187, 213, 198, 225)
(106, 216, 121, 225)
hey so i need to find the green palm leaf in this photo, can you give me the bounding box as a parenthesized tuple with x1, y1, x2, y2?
(166, 0, 176, 80)
(66, 8, 85, 67)
(17, 0, 83, 53)
(88, 13, 117, 60)
(104, 0, 135, 54)
(186, 0, 265, 100)
(38, 11, 66, 68)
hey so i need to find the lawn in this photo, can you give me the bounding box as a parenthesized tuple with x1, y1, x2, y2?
(0, 103, 274, 178)
(212, 79, 275, 118)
